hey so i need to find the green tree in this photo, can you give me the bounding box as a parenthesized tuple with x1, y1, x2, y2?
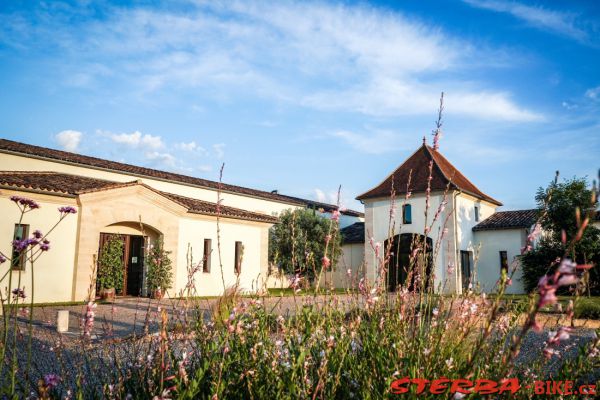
(521, 176, 600, 294)
(97, 235, 125, 293)
(146, 239, 174, 296)
(269, 208, 342, 283)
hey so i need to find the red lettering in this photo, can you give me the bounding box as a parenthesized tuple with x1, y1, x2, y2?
(473, 379, 498, 395)
(579, 384, 596, 395)
(430, 378, 450, 394)
(551, 380, 564, 394)
(390, 377, 410, 394)
(534, 381, 545, 394)
(412, 378, 430, 394)
(498, 378, 520, 395)
(449, 379, 473, 394)
(563, 381, 573, 395)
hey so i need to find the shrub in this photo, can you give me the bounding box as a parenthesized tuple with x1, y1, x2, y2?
(97, 234, 125, 293)
(146, 239, 174, 295)
(574, 298, 600, 319)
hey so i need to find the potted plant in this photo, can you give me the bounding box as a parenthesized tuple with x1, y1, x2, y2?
(146, 239, 173, 299)
(97, 235, 125, 302)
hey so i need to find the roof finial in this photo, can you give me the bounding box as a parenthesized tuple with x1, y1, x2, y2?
(422, 136, 427, 145)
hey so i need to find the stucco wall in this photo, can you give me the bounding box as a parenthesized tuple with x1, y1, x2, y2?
(0, 152, 300, 215)
(175, 216, 270, 296)
(363, 192, 451, 291)
(473, 228, 526, 294)
(0, 190, 79, 303)
(322, 243, 364, 289)
(363, 191, 500, 294)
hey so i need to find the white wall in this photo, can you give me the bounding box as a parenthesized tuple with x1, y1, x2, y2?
(473, 228, 526, 294)
(324, 243, 364, 289)
(176, 216, 268, 296)
(363, 192, 451, 290)
(0, 190, 79, 303)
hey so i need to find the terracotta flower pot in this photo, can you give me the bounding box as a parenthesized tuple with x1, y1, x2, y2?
(100, 287, 116, 303)
(152, 288, 164, 300)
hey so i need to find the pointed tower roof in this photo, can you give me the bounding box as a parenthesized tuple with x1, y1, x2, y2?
(356, 142, 502, 206)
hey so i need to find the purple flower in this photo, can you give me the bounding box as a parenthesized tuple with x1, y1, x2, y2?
(58, 206, 77, 214)
(0, 254, 6, 264)
(44, 373, 61, 389)
(10, 196, 40, 209)
(33, 229, 43, 239)
(11, 288, 26, 299)
(12, 239, 29, 252)
(40, 239, 50, 252)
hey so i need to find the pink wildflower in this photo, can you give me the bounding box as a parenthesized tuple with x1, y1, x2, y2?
(321, 256, 331, 269)
(331, 210, 340, 222)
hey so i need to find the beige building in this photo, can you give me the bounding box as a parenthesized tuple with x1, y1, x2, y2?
(0, 139, 362, 303)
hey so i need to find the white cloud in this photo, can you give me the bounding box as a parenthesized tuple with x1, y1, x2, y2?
(463, 0, 589, 43)
(145, 151, 176, 168)
(314, 188, 326, 203)
(213, 143, 225, 159)
(331, 129, 410, 155)
(1, 1, 542, 122)
(175, 141, 207, 154)
(109, 131, 164, 150)
(306, 81, 543, 122)
(55, 130, 82, 152)
(585, 86, 600, 100)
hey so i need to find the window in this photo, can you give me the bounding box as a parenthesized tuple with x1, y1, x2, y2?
(499, 251, 508, 274)
(460, 250, 472, 291)
(474, 206, 480, 222)
(402, 204, 412, 224)
(203, 239, 212, 273)
(12, 224, 29, 270)
(234, 241, 243, 274)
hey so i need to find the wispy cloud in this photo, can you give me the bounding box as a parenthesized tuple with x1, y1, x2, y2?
(463, 0, 591, 43)
(212, 143, 225, 159)
(585, 86, 600, 100)
(145, 151, 176, 168)
(0, 1, 541, 122)
(106, 130, 164, 150)
(331, 128, 411, 154)
(55, 130, 82, 152)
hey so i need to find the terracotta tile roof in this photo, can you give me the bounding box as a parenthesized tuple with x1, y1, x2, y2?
(0, 138, 304, 206)
(160, 192, 278, 223)
(356, 143, 502, 206)
(0, 171, 277, 223)
(472, 209, 537, 231)
(0, 171, 131, 195)
(340, 222, 365, 244)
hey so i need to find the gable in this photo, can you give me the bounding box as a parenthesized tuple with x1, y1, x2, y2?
(357, 143, 502, 206)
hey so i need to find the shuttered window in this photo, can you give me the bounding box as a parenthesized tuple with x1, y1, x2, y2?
(203, 239, 212, 273)
(234, 241, 243, 274)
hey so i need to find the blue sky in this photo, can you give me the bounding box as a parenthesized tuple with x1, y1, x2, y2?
(0, 0, 599, 211)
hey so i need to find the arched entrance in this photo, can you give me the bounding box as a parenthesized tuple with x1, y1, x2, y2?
(98, 222, 161, 297)
(384, 233, 433, 292)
